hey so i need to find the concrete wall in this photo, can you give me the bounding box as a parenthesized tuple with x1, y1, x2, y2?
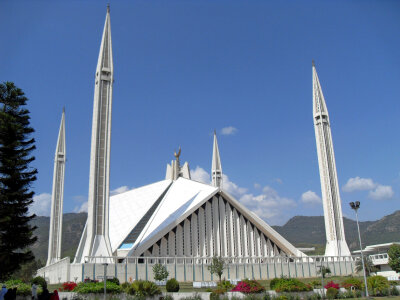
(37, 256, 357, 284)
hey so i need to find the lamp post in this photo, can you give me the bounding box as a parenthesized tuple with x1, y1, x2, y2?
(349, 201, 369, 297)
(102, 263, 108, 300)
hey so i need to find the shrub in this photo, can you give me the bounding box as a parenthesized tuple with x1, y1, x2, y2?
(210, 289, 225, 300)
(391, 286, 400, 296)
(367, 275, 389, 296)
(120, 282, 130, 292)
(324, 281, 339, 290)
(60, 282, 77, 291)
(107, 277, 120, 285)
(341, 278, 362, 290)
(164, 295, 174, 300)
(231, 279, 265, 294)
(166, 278, 180, 292)
(127, 280, 161, 297)
(74, 281, 121, 294)
(310, 280, 321, 288)
(5, 279, 33, 296)
(326, 287, 338, 299)
(153, 263, 169, 281)
(32, 276, 47, 288)
(272, 278, 312, 292)
(270, 278, 281, 290)
(217, 280, 233, 291)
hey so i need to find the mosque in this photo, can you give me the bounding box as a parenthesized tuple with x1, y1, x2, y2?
(38, 7, 356, 283)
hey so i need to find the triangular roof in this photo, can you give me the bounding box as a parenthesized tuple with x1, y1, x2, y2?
(109, 179, 172, 252)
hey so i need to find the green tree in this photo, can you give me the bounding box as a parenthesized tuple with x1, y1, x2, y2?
(0, 82, 38, 280)
(207, 256, 225, 282)
(388, 244, 400, 273)
(152, 263, 169, 281)
(355, 256, 378, 276)
(317, 266, 331, 278)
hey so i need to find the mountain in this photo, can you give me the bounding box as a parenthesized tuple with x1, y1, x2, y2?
(31, 213, 87, 264)
(273, 210, 400, 254)
(30, 210, 400, 262)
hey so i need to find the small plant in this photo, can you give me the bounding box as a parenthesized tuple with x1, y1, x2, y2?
(270, 278, 281, 290)
(326, 287, 338, 299)
(317, 266, 331, 278)
(217, 280, 233, 291)
(324, 281, 339, 290)
(60, 282, 77, 291)
(121, 282, 130, 292)
(166, 278, 180, 292)
(310, 280, 321, 288)
(127, 280, 161, 297)
(341, 277, 362, 290)
(231, 279, 265, 294)
(107, 277, 120, 285)
(74, 281, 121, 294)
(391, 286, 400, 296)
(153, 263, 169, 281)
(32, 276, 47, 289)
(210, 288, 225, 300)
(207, 257, 225, 282)
(270, 277, 312, 292)
(388, 244, 400, 273)
(367, 275, 389, 296)
(5, 279, 33, 296)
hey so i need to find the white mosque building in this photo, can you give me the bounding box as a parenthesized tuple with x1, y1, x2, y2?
(38, 7, 357, 283)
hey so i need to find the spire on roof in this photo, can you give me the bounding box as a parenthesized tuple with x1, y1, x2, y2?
(211, 131, 223, 188)
(312, 62, 329, 118)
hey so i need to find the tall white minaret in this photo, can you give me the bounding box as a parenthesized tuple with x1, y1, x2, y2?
(212, 131, 223, 188)
(82, 6, 113, 260)
(313, 61, 350, 257)
(47, 108, 66, 266)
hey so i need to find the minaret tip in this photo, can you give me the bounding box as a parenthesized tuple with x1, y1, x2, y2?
(214, 129, 216, 135)
(312, 60, 315, 67)
(107, 3, 110, 13)
(62, 106, 65, 114)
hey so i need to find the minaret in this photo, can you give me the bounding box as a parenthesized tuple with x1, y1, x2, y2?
(211, 131, 223, 188)
(82, 6, 113, 260)
(313, 61, 350, 257)
(47, 108, 66, 266)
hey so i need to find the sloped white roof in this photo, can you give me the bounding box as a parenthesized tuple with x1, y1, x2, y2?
(129, 177, 218, 255)
(109, 179, 171, 252)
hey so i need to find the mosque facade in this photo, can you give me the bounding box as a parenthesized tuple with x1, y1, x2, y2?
(38, 7, 357, 283)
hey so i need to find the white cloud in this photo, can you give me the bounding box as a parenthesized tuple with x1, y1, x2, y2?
(74, 201, 88, 213)
(342, 176, 393, 201)
(110, 186, 130, 196)
(239, 185, 296, 224)
(222, 174, 247, 197)
(191, 166, 211, 184)
(342, 177, 376, 192)
(220, 126, 237, 135)
(192, 166, 294, 224)
(301, 190, 322, 205)
(31, 193, 52, 216)
(368, 185, 394, 200)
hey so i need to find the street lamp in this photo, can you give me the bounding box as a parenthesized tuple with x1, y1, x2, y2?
(102, 263, 108, 300)
(349, 201, 369, 297)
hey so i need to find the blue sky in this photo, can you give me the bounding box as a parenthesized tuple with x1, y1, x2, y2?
(1, 1, 399, 225)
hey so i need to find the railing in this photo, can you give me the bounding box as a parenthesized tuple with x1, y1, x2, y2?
(38, 255, 359, 284)
(369, 253, 389, 265)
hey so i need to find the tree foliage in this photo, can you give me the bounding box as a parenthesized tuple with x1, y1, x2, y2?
(355, 256, 378, 276)
(207, 256, 225, 282)
(152, 263, 169, 281)
(317, 266, 331, 278)
(0, 82, 38, 280)
(388, 244, 400, 273)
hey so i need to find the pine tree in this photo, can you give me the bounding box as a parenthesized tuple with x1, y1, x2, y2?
(0, 82, 38, 280)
